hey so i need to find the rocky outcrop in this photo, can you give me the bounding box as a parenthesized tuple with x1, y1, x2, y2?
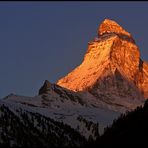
(136, 61, 148, 98)
(38, 80, 52, 95)
(57, 19, 148, 104)
(98, 19, 135, 43)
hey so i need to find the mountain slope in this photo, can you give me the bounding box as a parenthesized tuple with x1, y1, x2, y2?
(2, 84, 120, 139)
(95, 99, 148, 145)
(0, 102, 86, 147)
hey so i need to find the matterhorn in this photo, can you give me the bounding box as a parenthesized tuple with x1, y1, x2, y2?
(0, 19, 147, 147)
(57, 19, 148, 110)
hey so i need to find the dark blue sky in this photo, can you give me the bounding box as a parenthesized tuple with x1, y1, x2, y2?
(0, 2, 148, 98)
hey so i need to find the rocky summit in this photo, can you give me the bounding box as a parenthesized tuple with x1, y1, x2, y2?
(57, 19, 148, 107)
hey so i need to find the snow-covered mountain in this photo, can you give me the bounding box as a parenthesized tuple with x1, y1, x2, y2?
(0, 101, 86, 147)
(1, 82, 120, 139)
(0, 18, 147, 147)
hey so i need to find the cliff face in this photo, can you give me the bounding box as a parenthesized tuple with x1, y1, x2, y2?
(57, 19, 148, 101)
(137, 61, 148, 98)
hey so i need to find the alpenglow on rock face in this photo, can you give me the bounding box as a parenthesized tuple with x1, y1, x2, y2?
(57, 19, 148, 102)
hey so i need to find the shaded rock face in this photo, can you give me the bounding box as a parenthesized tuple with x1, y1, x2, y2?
(57, 19, 148, 101)
(137, 61, 148, 98)
(39, 80, 52, 95)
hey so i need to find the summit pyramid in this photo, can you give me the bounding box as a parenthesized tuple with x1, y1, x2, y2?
(57, 19, 148, 106)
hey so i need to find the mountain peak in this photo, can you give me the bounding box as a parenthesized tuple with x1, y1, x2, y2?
(57, 19, 148, 101)
(98, 18, 131, 38)
(39, 80, 52, 95)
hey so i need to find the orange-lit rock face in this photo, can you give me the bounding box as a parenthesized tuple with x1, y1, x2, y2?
(99, 19, 131, 38)
(57, 19, 148, 99)
(57, 34, 117, 92)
